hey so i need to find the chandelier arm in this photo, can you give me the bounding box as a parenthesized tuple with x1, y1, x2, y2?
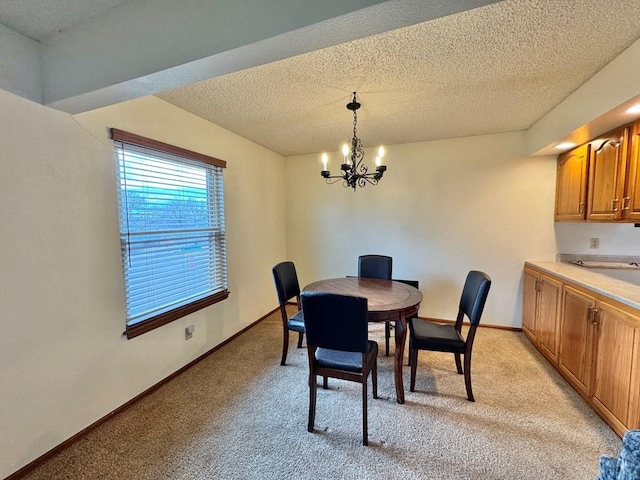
(324, 176, 345, 185)
(361, 176, 379, 186)
(357, 176, 371, 189)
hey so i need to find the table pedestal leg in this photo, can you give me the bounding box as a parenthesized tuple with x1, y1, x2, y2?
(394, 314, 407, 404)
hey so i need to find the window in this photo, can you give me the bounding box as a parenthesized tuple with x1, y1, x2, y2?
(111, 129, 228, 339)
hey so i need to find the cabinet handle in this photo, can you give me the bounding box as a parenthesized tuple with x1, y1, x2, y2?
(612, 198, 619, 212)
(588, 307, 599, 326)
(623, 197, 630, 211)
(578, 202, 584, 213)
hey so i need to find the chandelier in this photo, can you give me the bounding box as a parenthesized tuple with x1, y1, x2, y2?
(320, 92, 387, 191)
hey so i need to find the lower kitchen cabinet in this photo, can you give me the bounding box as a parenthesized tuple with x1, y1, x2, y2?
(558, 285, 596, 398)
(592, 301, 640, 433)
(523, 268, 562, 364)
(523, 265, 640, 437)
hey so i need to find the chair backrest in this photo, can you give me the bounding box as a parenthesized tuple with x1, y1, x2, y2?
(392, 279, 419, 289)
(272, 261, 301, 306)
(358, 255, 392, 280)
(301, 292, 369, 353)
(459, 270, 491, 326)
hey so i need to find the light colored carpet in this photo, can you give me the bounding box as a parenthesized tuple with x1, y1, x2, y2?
(22, 311, 621, 479)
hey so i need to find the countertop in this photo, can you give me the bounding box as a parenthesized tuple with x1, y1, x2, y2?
(525, 261, 640, 311)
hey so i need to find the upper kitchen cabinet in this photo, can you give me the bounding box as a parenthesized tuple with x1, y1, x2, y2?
(555, 120, 640, 222)
(624, 121, 640, 221)
(586, 125, 630, 221)
(555, 143, 590, 221)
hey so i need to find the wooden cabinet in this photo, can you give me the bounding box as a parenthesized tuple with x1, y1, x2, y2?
(558, 286, 596, 397)
(586, 125, 630, 221)
(555, 144, 590, 221)
(554, 120, 640, 222)
(592, 302, 640, 432)
(522, 268, 562, 364)
(522, 269, 537, 337)
(624, 121, 640, 220)
(523, 264, 640, 437)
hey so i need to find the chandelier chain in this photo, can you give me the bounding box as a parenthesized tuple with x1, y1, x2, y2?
(353, 107, 358, 145)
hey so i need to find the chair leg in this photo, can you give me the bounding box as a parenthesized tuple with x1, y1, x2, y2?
(297, 331, 304, 348)
(385, 323, 391, 356)
(281, 328, 289, 366)
(308, 373, 317, 432)
(372, 361, 378, 399)
(407, 335, 412, 366)
(362, 380, 368, 446)
(323, 376, 328, 389)
(454, 353, 463, 374)
(409, 349, 418, 392)
(463, 354, 474, 402)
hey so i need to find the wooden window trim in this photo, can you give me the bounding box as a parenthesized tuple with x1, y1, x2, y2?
(112, 128, 229, 339)
(110, 128, 227, 169)
(126, 291, 230, 339)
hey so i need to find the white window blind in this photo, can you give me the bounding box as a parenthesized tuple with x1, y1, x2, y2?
(112, 129, 228, 338)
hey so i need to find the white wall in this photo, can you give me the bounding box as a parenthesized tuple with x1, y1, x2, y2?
(285, 131, 559, 328)
(0, 91, 286, 478)
(555, 222, 640, 255)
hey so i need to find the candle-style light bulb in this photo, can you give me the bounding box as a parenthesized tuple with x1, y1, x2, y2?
(321, 153, 328, 171)
(377, 146, 385, 163)
(342, 143, 349, 164)
(375, 156, 381, 167)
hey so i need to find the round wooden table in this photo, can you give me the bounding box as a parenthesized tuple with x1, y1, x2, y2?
(303, 277, 422, 404)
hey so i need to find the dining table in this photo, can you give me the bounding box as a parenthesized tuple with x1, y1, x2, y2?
(303, 277, 423, 404)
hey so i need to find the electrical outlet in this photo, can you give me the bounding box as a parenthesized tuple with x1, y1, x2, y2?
(590, 237, 600, 249)
(185, 325, 195, 340)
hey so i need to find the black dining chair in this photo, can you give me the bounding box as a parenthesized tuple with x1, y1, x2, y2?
(358, 255, 393, 356)
(409, 270, 491, 402)
(272, 261, 305, 366)
(301, 291, 378, 446)
(358, 254, 392, 281)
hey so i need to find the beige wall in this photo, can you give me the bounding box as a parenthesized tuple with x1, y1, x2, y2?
(285, 131, 559, 328)
(0, 91, 286, 477)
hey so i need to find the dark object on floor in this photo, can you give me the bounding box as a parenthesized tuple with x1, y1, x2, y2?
(597, 429, 640, 480)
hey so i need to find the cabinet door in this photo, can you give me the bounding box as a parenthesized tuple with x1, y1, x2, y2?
(522, 269, 538, 340)
(536, 275, 562, 363)
(555, 144, 589, 221)
(586, 126, 630, 221)
(592, 302, 640, 433)
(623, 121, 640, 220)
(559, 286, 596, 397)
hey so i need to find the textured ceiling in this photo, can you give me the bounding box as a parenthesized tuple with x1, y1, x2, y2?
(0, 0, 128, 40)
(156, 0, 640, 156)
(2, 1, 640, 157)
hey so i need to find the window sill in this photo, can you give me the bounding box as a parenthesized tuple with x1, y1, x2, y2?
(125, 290, 230, 339)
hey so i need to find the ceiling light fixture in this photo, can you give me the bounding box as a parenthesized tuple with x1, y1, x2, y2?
(320, 92, 387, 191)
(555, 142, 576, 150)
(626, 104, 640, 114)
